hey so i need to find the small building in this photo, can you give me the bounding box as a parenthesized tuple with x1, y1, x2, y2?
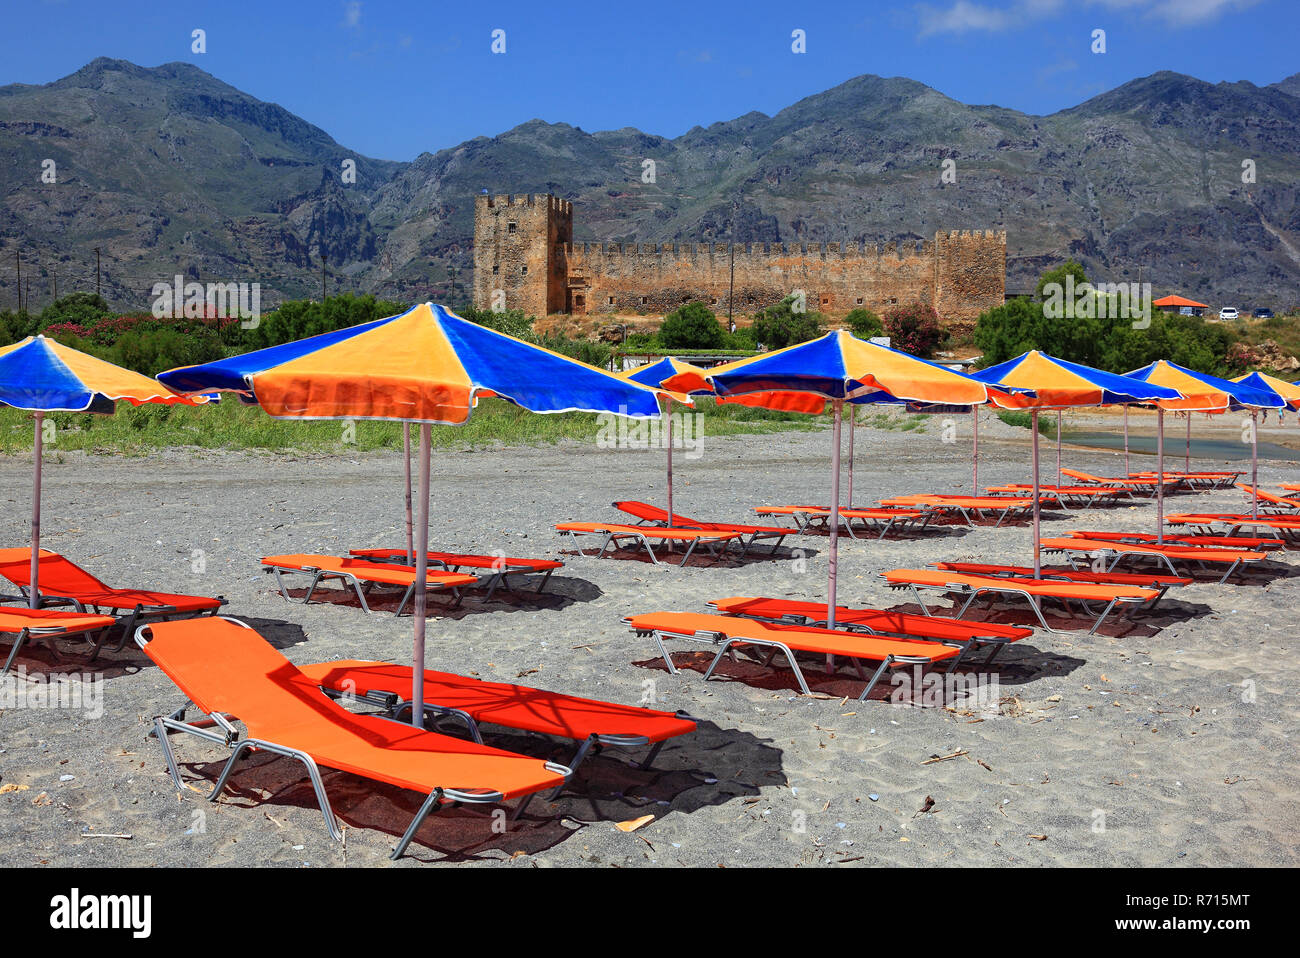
(1152, 294, 1209, 317)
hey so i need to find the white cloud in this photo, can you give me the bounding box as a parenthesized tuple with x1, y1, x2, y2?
(916, 0, 1261, 37)
(343, 1, 362, 29)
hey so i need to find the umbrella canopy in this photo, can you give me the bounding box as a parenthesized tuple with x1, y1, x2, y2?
(1126, 360, 1285, 526)
(161, 302, 662, 726)
(1233, 371, 1300, 410)
(663, 331, 1010, 629)
(970, 350, 1181, 573)
(0, 335, 200, 610)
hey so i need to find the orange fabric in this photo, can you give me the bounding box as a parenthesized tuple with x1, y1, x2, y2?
(260, 554, 477, 589)
(0, 549, 222, 612)
(0, 607, 116, 635)
(880, 568, 1159, 601)
(1041, 537, 1264, 563)
(300, 660, 695, 743)
(141, 618, 567, 800)
(1134, 361, 1232, 411)
(986, 484, 1122, 496)
(932, 562, 1191, 588)
(1069, 531, 1281, 550)
(0, 337, 201, 407)
(555, 522, 738, 542)
(625, 611, 959, 663)
(348, 549, 563, 572)
(757, 505, 925, 519)
(707, 596, 1033, 641)
(880, 494, 1034, 508)
(1152, 295, 1209, 309)
(1237, 484, 1299, 508)
(1062, 469, 1174, 488)
(611, 501, 790, 536)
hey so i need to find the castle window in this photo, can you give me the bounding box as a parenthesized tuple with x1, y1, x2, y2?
(821, 296, 830, 307)
(507, 222, 517, 234)
(521, 265, 528, 275)
(640, 296, 648, 306)
(855, 297, 863, 305)
(607, 296, 615, 305)
(710, 297, 718, 306)
(492, 265, 499, 275)
(575, 295, 585, 308)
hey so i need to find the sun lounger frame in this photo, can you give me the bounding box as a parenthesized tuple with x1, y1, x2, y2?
(263, 560, 466, 615)
(557, 525, 737, 566)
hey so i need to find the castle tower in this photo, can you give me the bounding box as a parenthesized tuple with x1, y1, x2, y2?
(472, 194, 572, 316)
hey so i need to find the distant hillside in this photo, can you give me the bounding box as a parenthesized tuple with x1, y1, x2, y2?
(2, 59, 1299, 314)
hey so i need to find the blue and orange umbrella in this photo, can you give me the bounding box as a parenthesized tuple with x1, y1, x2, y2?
(161, 302, 662, 725)
(0, 335, 201, 609)
(664, 331, 1013, 628)
(970, 350, 1182, 569)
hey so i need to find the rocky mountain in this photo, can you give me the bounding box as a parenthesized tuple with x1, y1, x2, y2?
(2, 59, 1298, 313)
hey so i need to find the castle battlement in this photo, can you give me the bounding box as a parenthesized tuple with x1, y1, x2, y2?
(474, 192, 1005, 320)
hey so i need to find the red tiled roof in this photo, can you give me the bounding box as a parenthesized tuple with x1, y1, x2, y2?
(1152, 294, 1209, 308)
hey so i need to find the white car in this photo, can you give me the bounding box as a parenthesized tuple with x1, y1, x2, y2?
(1219, 307, 1240, 320)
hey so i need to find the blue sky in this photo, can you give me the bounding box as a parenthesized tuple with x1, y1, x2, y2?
(6, 0, 1297, 160)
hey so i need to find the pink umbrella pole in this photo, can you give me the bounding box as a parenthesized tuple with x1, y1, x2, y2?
(846, 405, 855, 509)
(1032, 410, 1042, 578)
(1251, 410, 1259, 519)
(403, 422, 414, 564)
(666, 400, 675, 524)
(1156, 407, 1165, 544)
(29, 413, 43, 610)
(972, 405, 979, 495)
(1185, 414, 1191, 473)
(1123, 407, 1130, 475)
(826, 400, 843, 635)
(411, 423, 432, 727)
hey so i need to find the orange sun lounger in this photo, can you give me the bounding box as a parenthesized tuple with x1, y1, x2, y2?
(985, 484, 1130, 507)
(1236, 484, 1300, 513)
(299, 660, 696, 775)
(612, 500, 791, 554)
(930, 561, 1190, 605)
(0, 548, 227, 657)
(136, 617, 571, 860)
(261, 554, 478, 614)
(706, 596, 1033, 663)
(555, 522, 739, 566)
(348, 548, 563, 598)
(0, 606, 118, 675)
(1166, 513, 1300, 544)
(1040, 536, 1269, 583)
(1129, 470, 1242, 490)
(878, 568, 1160, 635)
(877, 494, 1038, 526)
(1061, 469, 1178, 497)
(623, 610, 960, 700)
(1067, 529, 1284, 552)
(753, 505, 932, 539)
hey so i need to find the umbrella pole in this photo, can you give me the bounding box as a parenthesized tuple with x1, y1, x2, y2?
(403, 423, 414, 564)
(1123, 407, 1130, 475)
(1185, 414, 1191, 473)
(846, 406, 855, 509)
(666, 400, 674, 525)
(972, 406, 979, 495)
(29, 413, 43, 610)
(826, 401, 843, 665)
(1055, 411, 1062, 486)
(1031, 410, 1041, 578)
(1156, 408, 1165, 544)
(1251, 410, 1259, 520)
(411, 423, 432, 728)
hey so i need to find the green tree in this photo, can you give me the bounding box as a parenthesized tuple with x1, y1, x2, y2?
(752, 295, 824, 349)
(37, 292, 111, 332)
(660, 301, 724, 350)
(242, 294, 410, 350)
(845, 307, 883, 340)
(1035, 260, 1089, 301)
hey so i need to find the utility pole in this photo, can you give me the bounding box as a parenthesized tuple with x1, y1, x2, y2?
(93, 247, 101, 299)
(728, 244, 735, 330)
(52, 261, 57, 300)
(321, 257, 327, 303)
(14, 250, 21, 312)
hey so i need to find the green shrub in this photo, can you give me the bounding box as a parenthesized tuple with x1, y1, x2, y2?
(845, 307, 883, 339)
(660, 301, 724, 350)
(752, 296, 824, 349)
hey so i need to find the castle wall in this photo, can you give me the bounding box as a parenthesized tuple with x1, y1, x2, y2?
(473, 194, 1005, 321)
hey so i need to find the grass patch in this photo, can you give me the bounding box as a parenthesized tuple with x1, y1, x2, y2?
(858, 413, 926, 432)
(996, 410, 1056, 436)
(0, 396, 823, 457)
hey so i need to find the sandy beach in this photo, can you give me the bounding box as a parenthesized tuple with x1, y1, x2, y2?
(1, 411, 1298, 868)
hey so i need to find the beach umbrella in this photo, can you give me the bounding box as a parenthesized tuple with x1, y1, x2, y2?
(1231, 371, 1300, 517)
(0, 335, 200, 609)
(160, 302, 661, 726)
(663, 330, 1007, 629)
(1125, 360, 1283, 532)
(970, 351, 1180, 574)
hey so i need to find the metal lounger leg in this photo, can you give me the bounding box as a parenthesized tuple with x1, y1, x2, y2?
(2, 629, 30, 677)
(909, 583, 934, 616)
(638, 740, 666, 770)
(704, 638, 811, 695)
(675, 537, 701, 567)
(856, 656, 895, 701)
(653, 631, 678, 674)
(212, 738, 343, 842)
(1088, 598, 1122, 636)
(392, 788, 444, 860)
(152, 716, 187, 791)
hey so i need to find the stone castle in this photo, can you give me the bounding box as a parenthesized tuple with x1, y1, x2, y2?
(472, 193, 1006, 320)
